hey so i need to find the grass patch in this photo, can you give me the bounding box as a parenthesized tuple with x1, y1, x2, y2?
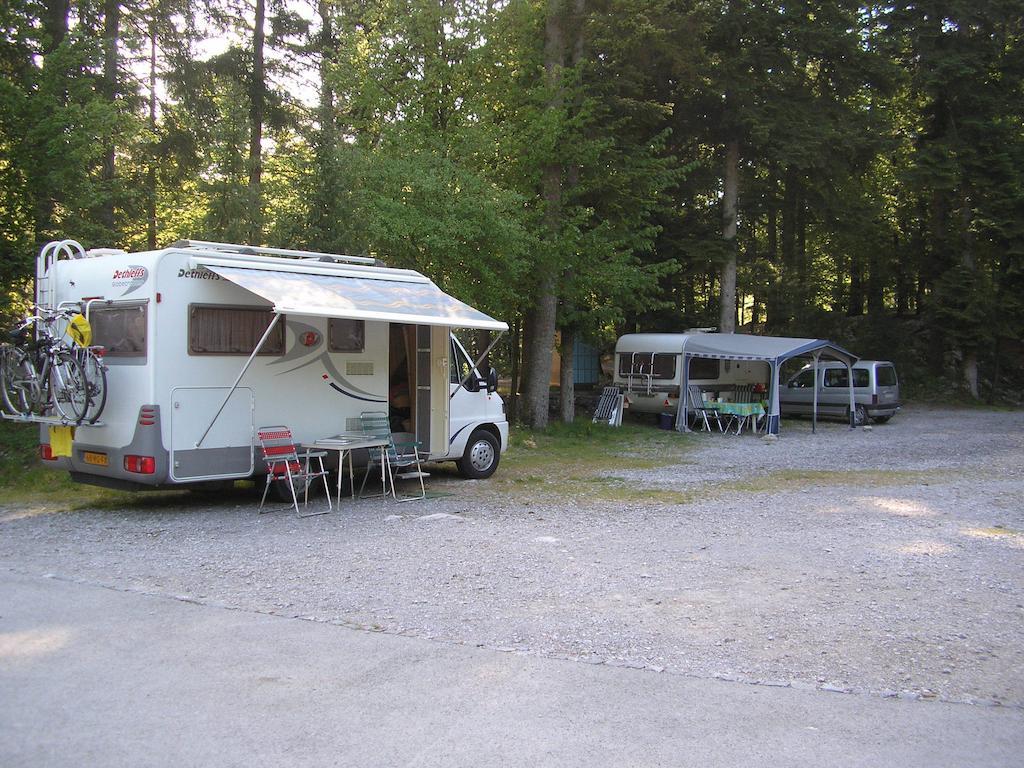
(0, 421, 189, 511)
(494, 420, 698, 504)
(721, 468, 950, 494)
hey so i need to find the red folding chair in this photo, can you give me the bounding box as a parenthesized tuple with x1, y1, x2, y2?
(257, 426, 332, 517)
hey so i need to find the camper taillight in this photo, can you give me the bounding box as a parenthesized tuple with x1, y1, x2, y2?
(40, 445, 56, 461)
(124, 455, 156, 474)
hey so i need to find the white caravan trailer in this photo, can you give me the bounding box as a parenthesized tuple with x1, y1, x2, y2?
(613, 332, 859, 433)
(27, 240, 509, 490)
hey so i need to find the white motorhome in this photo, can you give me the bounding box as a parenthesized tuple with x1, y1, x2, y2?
(24, 240, 509, 490)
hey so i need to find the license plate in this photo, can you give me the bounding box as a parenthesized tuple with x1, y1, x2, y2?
(82, 451, 108, 467)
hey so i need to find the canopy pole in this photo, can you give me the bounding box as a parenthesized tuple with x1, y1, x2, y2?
(452, 330, 506, 399)
(675, 337, 691, 432)
(847, 360, 856, 429)
(195, 313, 281, 448)
(812, 351, 820, 434)
(768, 361, 780, 434)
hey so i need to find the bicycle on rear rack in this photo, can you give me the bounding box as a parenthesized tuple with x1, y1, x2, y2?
(0, 306, 106, 424)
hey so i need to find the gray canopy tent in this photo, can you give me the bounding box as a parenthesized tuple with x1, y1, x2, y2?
(672, 333, 859, 434)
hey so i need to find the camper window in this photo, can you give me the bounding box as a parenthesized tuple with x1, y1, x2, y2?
(328, 318, 364, 352)
(90, 302, 148, 359)
(824, 368, 869, 388)
(617, 353, 676, 380)
(688, 357, 720, 380)
(188, 305, 285, 356)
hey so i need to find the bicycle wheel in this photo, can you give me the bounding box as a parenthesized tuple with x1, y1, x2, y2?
(80, 350, 108, 423)
(49, 351, 88, 423)
(1, 347, 36, 416)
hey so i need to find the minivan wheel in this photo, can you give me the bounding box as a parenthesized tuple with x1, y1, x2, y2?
(457, 430, 500, 479)
(849, 404, 868, 426)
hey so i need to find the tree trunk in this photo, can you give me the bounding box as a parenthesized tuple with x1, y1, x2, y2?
(895, 232, 909, 316)
(43, 0, 69, 53)
(520, 0, 566, 429)
(508, 317, 521, 422)
(99, 0, 120, 237)
(475, 329, 491, 373)
(718, 138, 739, 333)
(848, 253, 863, 316)
(867, 239, 884, 316)
(779, 165, 798, 328)
(33, 0, 70, 242)
(147, 15, 158, 250)
(559, 328, 575, 423)
(764, 169, 779, 328)
(248, 0, 266, 243)
(960, 198, 978, 398)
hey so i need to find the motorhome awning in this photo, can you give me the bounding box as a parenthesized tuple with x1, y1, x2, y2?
(200, 263, 509, 332)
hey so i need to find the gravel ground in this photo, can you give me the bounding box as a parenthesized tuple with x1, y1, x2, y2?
(2, 406, 1022, 708)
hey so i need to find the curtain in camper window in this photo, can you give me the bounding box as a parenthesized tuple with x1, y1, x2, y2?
(188, 305, 285, 355)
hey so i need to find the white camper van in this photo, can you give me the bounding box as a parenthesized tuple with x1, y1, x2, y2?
(21, 240, 509, 490)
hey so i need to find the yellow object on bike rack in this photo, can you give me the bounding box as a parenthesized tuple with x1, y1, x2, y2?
(48, 426, 75, 457)
(66, 313, 92, 347)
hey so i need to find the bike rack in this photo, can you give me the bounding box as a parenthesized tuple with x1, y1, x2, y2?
(0, 411, 104, 427)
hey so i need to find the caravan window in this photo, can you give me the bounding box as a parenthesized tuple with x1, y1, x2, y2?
(90, 302, 147, 359)
(618, 353, 676, 380)
(688, 357, 720, 380)
(188, 305, 284, 356)
(328, 318, 364, 352)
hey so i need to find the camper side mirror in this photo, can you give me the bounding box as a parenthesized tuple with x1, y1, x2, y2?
(487, 367, 498, 393)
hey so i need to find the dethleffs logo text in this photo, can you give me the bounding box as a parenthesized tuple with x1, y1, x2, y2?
(112, 265, 148, 296)
(177, 268, 221, 280)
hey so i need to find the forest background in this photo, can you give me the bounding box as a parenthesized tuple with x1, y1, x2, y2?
(1, 0, 1021, 427)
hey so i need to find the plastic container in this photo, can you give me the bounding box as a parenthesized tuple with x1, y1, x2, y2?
(658, 412, 674, 430)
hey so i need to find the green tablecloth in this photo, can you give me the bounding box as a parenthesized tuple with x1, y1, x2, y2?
(705, 401, 766, 417)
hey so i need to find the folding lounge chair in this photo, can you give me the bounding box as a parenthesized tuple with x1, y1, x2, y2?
(687, 385, 724, 432)
(257, 426, 332, 517)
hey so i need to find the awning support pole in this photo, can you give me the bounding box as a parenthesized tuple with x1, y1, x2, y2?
(452, 331, 506, 400)
(847, 360, 856, 429)
(195, 313, 281, 448)
(812, 351, 820, 434)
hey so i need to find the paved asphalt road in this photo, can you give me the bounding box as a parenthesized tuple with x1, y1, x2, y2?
(1, 571, 1020, 767)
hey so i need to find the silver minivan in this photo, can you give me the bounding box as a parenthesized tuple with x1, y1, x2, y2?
(780, 360, 901, 425)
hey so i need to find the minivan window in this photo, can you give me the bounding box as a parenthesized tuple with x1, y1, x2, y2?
(824, 368, 869, 388)
(876, 366, 898, 387)
(789, 369, 815, 388)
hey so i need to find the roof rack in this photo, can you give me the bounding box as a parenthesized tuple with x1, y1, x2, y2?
(169, 240, 378, 267)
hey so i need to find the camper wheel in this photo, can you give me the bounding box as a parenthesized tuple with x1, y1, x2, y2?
(457, 429, 500, 480)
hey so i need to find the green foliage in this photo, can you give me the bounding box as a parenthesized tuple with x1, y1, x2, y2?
(0, 0, 1021, 409)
